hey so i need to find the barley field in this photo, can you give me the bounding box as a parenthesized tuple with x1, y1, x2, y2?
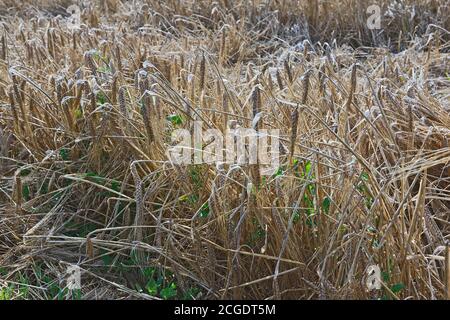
(0, 0, 449, 300)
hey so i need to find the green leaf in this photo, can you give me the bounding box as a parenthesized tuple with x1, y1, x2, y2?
(167, 114, 183, 125)
(130, 249, 141, 265)
(134, 283, 143, 293)
(160, 283, 177, 300)
(74, 108, 83, 119)
(365, 197, 374, 209)
(146, 278, 158, 296)
(59, 148, 70, 161)
(22, 185, 30, 201)
(188, 194, 199, 204)
(303, 194, 314, 210)
(39, 182, 49, 195)
(0, 286, 13, 300)
(189, 167, 202, 188)
(360, 172, 369, 181)
(17, 273, 30, 299)
(57, 287, 68, 300)
(84, 172, 105, 185)
(20, 168, 31, 176)
(0, 267, 8, 276)
(199, 202, 209, 218)
(391, 283, 404, 294)
(111, 180, 121, 192)
(321, 197, 331, 213)
(71, 289, 82, 300)
(97, 65, 112, 74)
(100, 250, 114, 267)
(142, 266, 156, 279)
(97, 92, 106, 105)
(305, 161, 312, 176)
(274, 167, 284, 177)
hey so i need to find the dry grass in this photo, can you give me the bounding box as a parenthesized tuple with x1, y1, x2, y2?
(0, 0, 449, 300)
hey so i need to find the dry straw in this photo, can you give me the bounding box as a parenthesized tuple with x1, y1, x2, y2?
(0, 0, 448, 300)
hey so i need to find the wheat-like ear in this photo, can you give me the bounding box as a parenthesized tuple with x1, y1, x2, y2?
(115, 45, 122, 72)
(276, 68, 284, 90)
(111, 73, 118, 105)
(284, 54, 293, 84)
(62, 97, 75, 132)
(56, 81, 63, 106)
(118, 86, 130, 135)
(164, 60, 172, 84)
(0, 0, 448, 301)
(134, 70, 139, 90)
(151, 77, 162, 120)
(72, 30, 77, 50)
(251, 78, 262, 187)
(118, 86, 127, 118)
(199, 53, 206, 92)
(318, 63, 326, 94)
(25, 42, 31, 62)
(266, 69, 274, 93)
(408, 104, 414, 151)
(222, 91, 229, 132)
(139, 74, 154, 143)
(345, 64, 357, 111)
(189, 55, 198, 106)
(14, 174, 22, 213)
(289, 103, 299, 163)
(11, 75, 23, 110)
(84, 51, 97, 78)
(252, 77, 261, 130)
(47, 28, 54, 58)
(88, 89, 98, 138)
(1, 34, 6, 60)
(288, 71, 310, 163)
(337, 65, 357, 140)
(58, 31, 65, 47)
(220, 27, 226, 64)
(8, 87, 18, 132)
(180, 53, 185, 74)
(302, 70, 311, 105)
